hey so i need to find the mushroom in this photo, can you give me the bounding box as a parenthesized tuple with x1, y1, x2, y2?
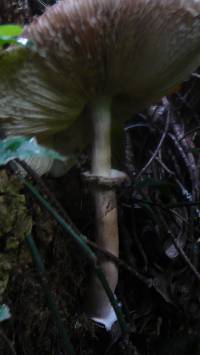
(1, 0, 200, 330)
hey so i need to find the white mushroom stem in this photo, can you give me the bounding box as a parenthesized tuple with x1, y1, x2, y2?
(85, 96, 119, 330)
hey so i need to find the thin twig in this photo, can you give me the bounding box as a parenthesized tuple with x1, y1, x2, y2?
(0, 329, 17, 355)
(171, 114, 199, 193)
(177, 126, 200, 142)
(154, 155, 175, 176)
(135, 100, 170, 180)
(191, 72, 200, 79)
(26, 234, 76, 355)
(86, 239, 151, 286)
(133, 197, 189, 225)
(168, 231, 200, 282)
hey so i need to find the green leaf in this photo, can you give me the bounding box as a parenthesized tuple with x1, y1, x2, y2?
(0, 25, 23, 47)
(0, 136, 66, 165)
(0, 25, 23, 37)
(0, 304, 11, 322)
(0, 38, 17, 46)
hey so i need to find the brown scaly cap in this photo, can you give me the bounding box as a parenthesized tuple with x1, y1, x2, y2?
(24, 0, 200, 97)
(1, 0, 200, 138)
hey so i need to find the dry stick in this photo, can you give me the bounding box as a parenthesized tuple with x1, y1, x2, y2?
(168, 231, 200, 282)
(0, 330, 17, 355)
(134, 196, 200, 282)
(135, 100, 170, 181)
(26, 234, 76, 355)
(154, 156, 190, 224)
(171, 114, 199, 192)
(177, 126, 200, 142)
(133, 124, 200, 282)
(154, 151, 199, 220)
(157, 206, 200, 282)
(170, 118, 199, 260)
(191, 72, 200, 79)
(134, 195, 200, 231)
(154, 155, 175, 176)
(143, 195, 200, 282)
(87, 239, 150, 286)
(168, 133, 196, 183)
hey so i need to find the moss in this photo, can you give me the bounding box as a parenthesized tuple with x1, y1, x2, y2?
(0, 255, 12, 297)
(0, 169, 32, 301)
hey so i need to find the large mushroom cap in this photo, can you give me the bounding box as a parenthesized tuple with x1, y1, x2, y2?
(1, 0, 200, 144)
